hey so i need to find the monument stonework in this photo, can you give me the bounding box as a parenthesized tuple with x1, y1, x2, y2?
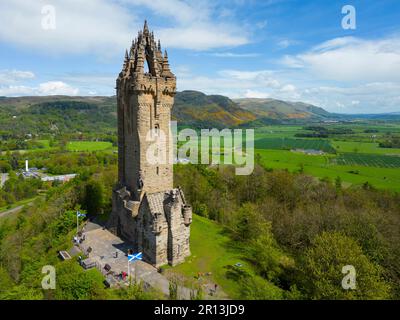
(108, 21, 192, 267)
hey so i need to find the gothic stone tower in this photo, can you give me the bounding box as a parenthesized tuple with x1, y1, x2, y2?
(108, 21, 192, 267)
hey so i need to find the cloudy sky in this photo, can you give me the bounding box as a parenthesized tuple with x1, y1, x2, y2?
(0, 0, 399, 113)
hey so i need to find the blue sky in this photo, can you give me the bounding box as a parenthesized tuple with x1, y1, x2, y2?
(0, 0, 400, 113)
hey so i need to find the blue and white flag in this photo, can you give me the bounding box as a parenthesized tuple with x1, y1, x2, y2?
(128, 252, 143, 262)
(77, 211, 86, 218)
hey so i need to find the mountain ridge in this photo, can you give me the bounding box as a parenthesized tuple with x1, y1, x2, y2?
(0, 91, 399, 135)
(233, 97, 332, 120)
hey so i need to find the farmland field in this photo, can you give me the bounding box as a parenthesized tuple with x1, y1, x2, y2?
(255, 149, 400, 191)
(254, 125, 305, 139)
(252, 123, 400, 191)
(333, 153, 400, 168)
(332, 140, 400, 155)
(255, 137, 336, 153)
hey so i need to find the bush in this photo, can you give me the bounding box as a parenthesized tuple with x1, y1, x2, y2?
(55, 260, 107, 300)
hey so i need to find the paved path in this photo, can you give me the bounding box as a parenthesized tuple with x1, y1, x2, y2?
(0, 205, 25, 218)
(0, 196, 40, 219)
(80, 227, 194, 299)
(0, 200, 37, 218)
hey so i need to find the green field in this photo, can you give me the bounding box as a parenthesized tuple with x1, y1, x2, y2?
(332, 140, 400, 155)
(165, 214, 280, 299)
(251, 124, 400, 191)
(255, 137, 336, 153)
(67, 141, 113, 152)
(254, 125, 305, 139)
(333, 153, 400, 168)
(256, 149, 400, 191)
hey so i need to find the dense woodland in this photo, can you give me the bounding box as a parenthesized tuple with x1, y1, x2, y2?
(0, 154, 399, 299)
(176, 164, 400, 299)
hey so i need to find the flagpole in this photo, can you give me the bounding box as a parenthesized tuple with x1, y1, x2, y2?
(135, 260, 137, 283)
(128, 259, 130, 284)
(76, 211, 79, 235)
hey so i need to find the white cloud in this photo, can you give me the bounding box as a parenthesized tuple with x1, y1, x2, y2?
(208, 52, 260, 58)
(0, 69, 35, 84)
(157, 25, 248, 50)
(178, 68, 299, 101)
(0, 0, 136, 57)
(274, 35, 400, 112)
(277, 39, 298, 49)
(178, 65, 400, 113)
(126, 0, 249, 49)
(0, 81, 79, 96)
(125, 0, 210, 24)
(38, 81, 79, 95)
(244, 90, 270, 99)
(0, 0, 250, 55)
(256, 20, 268, 29)
(283, 36, 400, 82)
(218, 70, 280, 87)
(280, 84, 297, 93)
(280, 55, 304, 68)
(297, 82, 400, 113)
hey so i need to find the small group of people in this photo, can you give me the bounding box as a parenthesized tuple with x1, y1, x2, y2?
(73, 230, 86, 245)
(118, 271, 128, 281)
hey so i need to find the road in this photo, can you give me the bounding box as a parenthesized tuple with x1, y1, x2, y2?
(0, 200, 36, 219)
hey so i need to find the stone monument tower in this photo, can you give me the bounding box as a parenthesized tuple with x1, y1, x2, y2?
(108, 21, 192, 267)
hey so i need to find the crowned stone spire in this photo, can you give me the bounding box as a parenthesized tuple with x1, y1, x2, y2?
(122, 50, 129, 69)
(111, 21, 189, 269)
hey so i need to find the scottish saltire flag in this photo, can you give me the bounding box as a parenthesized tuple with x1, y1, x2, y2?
(128, 252, 142, 262)
(77, 211, 86, 217)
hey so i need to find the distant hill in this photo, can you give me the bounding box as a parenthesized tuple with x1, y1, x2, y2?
(0, 92, 256, 134)
(1, 93, 398, 137)
(0, 96, 117, 136)
(173, 90, 256, 128)
(331, 112, 400, 121)
(234, 98, 332, 120)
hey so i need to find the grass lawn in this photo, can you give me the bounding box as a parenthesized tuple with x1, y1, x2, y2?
(164, 214, 280, 299)
(36, 139, 56, 150)
(67, 141, 113, 152)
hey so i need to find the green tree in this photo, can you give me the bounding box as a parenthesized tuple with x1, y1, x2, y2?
(248, 231, 287, 281)
(84, 180, 104, 215)
(55, 260, 107, 300)
(234, 203, 269, 241)
(335, 176, 342, 192)
(301, 232, 390, 300)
